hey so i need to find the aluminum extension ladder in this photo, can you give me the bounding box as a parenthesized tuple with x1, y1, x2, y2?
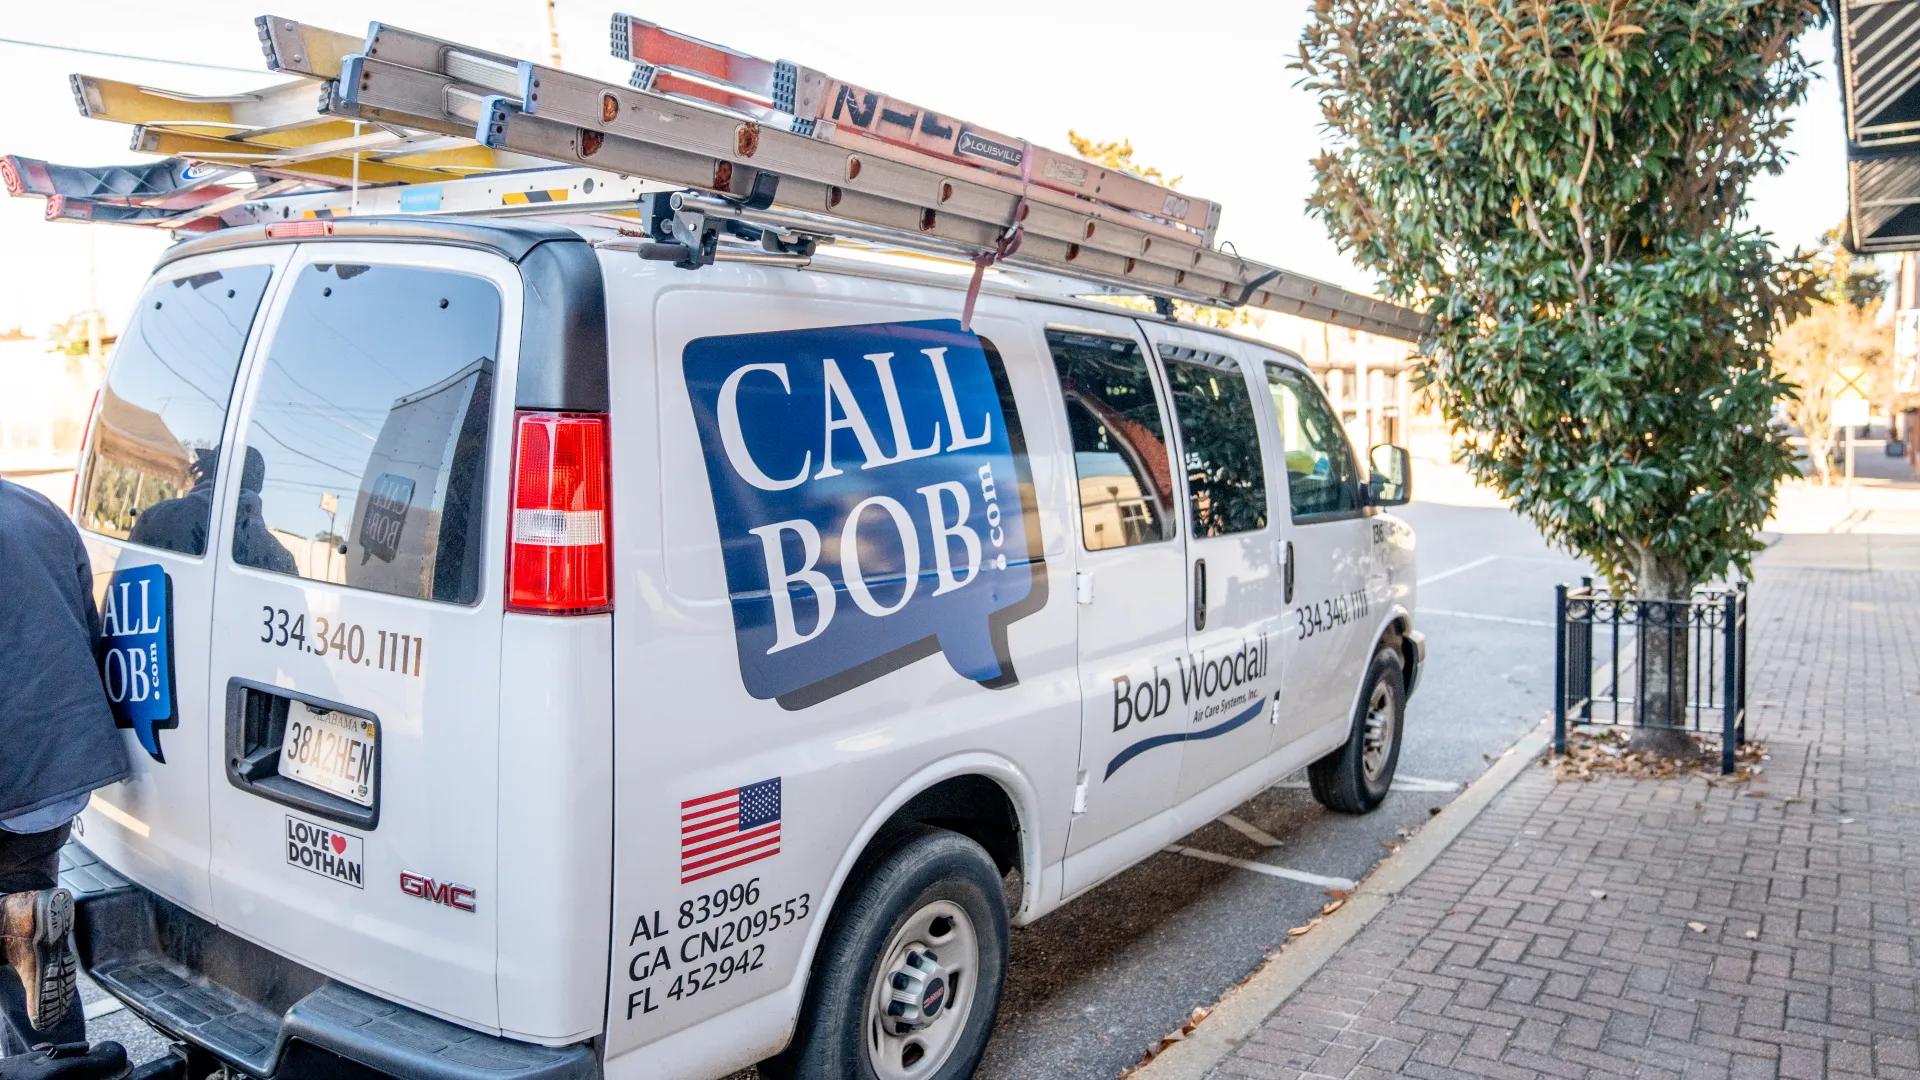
(4, 13, 1430, 342)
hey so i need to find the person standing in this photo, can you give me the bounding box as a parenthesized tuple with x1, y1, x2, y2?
(0, 478, 131, 1054)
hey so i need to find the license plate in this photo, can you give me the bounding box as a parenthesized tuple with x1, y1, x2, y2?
(280, 708, 377, 807)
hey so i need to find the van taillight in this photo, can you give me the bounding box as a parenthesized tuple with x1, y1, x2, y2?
(507, 411, 612, 614)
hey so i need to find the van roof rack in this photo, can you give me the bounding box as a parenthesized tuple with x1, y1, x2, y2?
(4, 13, 1430, 343)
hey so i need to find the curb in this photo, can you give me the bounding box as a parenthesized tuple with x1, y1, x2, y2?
(1127, 719, 1555, 1080)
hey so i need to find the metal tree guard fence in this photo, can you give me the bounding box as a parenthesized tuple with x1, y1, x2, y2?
(1554, 580, 1749, 774)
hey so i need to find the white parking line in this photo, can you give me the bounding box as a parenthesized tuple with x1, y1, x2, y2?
(1265, 774, 1460, 793)
(1420, 607, 1552, 628)
(1385, 774, 1461, 793)
(1165, 845, 1357, 890)
(83, 996, 126, 1020)
(1416, 554, 1499, 587)
(1218, 813, 1286, 847)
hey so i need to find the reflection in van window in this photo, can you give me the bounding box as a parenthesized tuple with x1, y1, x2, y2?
(1159, 347, 1268, 537)
(236, 264, 501, 604)
(1046, 329, 1175, 551)
(78, 266, 274, 555)
(1266, 364, 1362, 518)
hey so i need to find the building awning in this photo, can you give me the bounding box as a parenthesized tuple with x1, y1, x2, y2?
(1839, 0, 1920, 251)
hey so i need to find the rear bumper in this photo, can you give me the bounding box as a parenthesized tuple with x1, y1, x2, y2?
(60, 842, 598, 1080)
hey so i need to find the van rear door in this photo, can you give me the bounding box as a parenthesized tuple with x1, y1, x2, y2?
(201, 243, 518, 1030)
(74, 248, 290, 917)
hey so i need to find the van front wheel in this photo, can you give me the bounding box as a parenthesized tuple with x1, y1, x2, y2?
(1308, 648, 1405, 814)
(763, 825, 1009, 1080)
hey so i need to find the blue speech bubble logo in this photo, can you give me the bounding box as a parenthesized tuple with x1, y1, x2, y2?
(100, 563, 177, 762)
(684, 319, 1046, 707)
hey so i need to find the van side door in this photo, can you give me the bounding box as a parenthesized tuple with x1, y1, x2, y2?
(1137, 328, 1285, 802)
(1262, 361, 1375, 746)
(1048, 315, 1192, 890)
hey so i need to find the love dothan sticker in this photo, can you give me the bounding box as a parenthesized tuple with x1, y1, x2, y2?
(286, 814, 364, 889)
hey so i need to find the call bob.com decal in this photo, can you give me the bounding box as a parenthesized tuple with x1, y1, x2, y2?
(684, 320, 1043, 707)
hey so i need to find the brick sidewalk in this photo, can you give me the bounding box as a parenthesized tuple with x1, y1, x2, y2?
(1211, 566, 1920, 1080)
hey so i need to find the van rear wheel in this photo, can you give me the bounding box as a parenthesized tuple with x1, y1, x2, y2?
(763, 825, 1008, 1080)
(1308, 648, 1405, 814)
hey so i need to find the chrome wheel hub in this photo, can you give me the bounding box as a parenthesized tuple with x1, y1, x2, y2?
(867, 900, 978, 1079)
(883, 949, 949, 1033)
(1362, 682, 1395, 782)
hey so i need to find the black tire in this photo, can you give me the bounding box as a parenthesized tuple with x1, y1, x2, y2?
(762, 825, 1009, 1080)
(1308, 648, 1406, 814)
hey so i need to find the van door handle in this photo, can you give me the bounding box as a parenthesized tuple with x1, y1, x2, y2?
(1283, 541, 1295, 605)
(1193, 558, 1208, 631)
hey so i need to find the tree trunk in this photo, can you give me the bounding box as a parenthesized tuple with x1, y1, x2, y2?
(1808, 432, 1832, 484)
(1629, 550, 1698, 757)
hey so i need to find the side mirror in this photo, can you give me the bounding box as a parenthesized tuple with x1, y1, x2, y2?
(1368, 444, 1412, 506)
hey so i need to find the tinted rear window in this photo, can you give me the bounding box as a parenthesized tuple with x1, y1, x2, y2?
(235, 263, 501, 604)
(78, 266, 275, 555)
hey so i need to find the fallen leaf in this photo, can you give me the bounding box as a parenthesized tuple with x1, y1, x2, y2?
(1744, 930, 1759, 940)
(1687, 921, 1707, 933)
(1589, 889, 1607, 899)
(1430, 806, 1443, 816)
(1324, 889, 1351, 900)
(1323, 900, 1345, 915)
(1288, 925, 1313, 937)
(1745, 791, 1767, 799)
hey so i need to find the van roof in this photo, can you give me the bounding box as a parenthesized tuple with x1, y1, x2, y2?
(156, 215, 1317, 364)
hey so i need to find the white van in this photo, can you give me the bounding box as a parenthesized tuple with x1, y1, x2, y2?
(61, 214, 1421, 1080)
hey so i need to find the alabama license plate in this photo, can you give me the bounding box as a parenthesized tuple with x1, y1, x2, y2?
(280, 707, 377, 807)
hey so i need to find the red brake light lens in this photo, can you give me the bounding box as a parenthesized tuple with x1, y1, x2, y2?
(507, 412, 612, 614)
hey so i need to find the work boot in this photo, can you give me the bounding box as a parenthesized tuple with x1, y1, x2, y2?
(0, 889, 76, 1032)
(0, 1041, 129, 1080)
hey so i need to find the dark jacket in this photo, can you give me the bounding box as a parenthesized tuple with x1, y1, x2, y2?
(0, 479, 131, 820)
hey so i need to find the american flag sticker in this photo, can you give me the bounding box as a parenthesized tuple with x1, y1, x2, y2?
(681, 777, 782, 883)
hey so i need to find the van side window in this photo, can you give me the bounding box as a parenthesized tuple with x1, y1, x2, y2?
(235, 263, 501, 604)
(1159, 346, 1268, 537)
(1265, 363, 1362, 519)
(77, 266, 275, 555)
(1046, 328, 1176, 551)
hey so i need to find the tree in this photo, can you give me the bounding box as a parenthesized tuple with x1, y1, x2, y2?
(1299, 0, 1824, 753)
(1067, 132, 1252, 332)
(1771, 230, 1891, 483)
(1067, 131, 1182, 190)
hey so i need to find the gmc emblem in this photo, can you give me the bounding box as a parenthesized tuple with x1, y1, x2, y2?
(400, 871, 476, 912)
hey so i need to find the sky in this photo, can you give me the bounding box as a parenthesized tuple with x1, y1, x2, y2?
(0, 1, 1853, 340)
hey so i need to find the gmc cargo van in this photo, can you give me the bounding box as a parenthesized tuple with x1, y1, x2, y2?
(62, 215, 1420, 1080)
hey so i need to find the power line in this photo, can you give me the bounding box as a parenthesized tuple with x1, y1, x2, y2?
(0, 37, 262, 74)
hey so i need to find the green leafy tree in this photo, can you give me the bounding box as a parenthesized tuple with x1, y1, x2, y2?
(1771, 227, 1890, 484)
(1299, 0, 1824, 752)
